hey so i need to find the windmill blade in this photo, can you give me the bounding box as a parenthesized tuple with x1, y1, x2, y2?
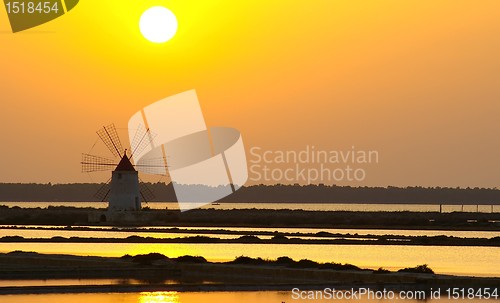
(94, 179, 111, 202)
(97, 124, 124, 158)
(135, 157, 169, 175)
(138, 179, 155, 202)
(81, 154, 117, 173)
(130, 124, 157, 160)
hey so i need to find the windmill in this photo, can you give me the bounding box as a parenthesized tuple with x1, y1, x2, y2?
(81, 124, 169, 211)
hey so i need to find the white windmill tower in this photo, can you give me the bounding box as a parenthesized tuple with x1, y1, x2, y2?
(81, 124, 168, 211)
(109, 150, 141, 210)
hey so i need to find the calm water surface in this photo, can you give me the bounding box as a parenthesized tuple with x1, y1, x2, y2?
(0, 291, 496, 303)
(0, 279, 171, 287)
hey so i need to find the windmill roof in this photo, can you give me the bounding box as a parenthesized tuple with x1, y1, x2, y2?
(115, 153, 136, 172)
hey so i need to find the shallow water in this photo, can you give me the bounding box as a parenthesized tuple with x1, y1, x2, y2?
(0, 291, 497, 303)
(0, 279, 174, 287)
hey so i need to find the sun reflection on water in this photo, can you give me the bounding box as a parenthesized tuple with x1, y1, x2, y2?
(139, 292, 180, 303)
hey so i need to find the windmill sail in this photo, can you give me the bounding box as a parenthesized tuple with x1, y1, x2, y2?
(81, 154, 116, 173)
(97, 124, 124, 158)
(130, 124, 157, 159)
(135, 157, 169, 175)
(138, 177, 155, 202)
(94, 178, 111, 202)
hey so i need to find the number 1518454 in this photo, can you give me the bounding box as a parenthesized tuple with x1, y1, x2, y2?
(5, 1, 59, 14)
(445, 288, 498, 300)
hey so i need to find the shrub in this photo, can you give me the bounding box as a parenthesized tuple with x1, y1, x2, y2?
(398, 264, 434, 274)
(230, 256, 267, 265)
(373, 267, 390, 274)
(319, 262, 361, 271)
(275, 256, 295, 266)
(271, 234, 288, 241)
(292, 259, 319, 268)
(175, 255, 207, 263)
(131, 253, 168, 265)
(238, 235, 262, 243)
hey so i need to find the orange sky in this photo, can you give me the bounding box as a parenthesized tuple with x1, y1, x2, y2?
(1, 0, 499, 187)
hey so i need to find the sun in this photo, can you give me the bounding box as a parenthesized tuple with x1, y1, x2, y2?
(139, 6, 178, 43)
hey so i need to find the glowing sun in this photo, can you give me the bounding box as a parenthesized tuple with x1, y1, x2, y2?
(139, 6, 178, 43)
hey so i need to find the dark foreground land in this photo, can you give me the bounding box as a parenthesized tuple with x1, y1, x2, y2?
(0, 251, 498, 294)
(2, 227, 499, 247)
(0, 206, 499, 230)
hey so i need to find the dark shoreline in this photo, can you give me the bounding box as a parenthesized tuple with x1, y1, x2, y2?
(1, 207, 499, 230)
(2, 234, 499, 247)
(4, 224, 499, 232)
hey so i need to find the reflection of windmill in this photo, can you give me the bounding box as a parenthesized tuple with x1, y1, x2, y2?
(81, 124, 168, 211)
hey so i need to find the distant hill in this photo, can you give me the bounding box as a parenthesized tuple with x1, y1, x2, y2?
(0, 183, 499, 204)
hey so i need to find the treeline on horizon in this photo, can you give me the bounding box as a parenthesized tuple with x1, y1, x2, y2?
(0, 183, 499, 204)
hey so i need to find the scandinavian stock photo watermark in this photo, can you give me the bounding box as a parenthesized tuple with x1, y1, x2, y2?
(249, 145, 379, 184)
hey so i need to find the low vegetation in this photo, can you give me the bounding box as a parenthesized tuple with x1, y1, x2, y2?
(398, 264, 435, 274)
(1, 233, 499, 247)
(120, 253, 432, 274)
